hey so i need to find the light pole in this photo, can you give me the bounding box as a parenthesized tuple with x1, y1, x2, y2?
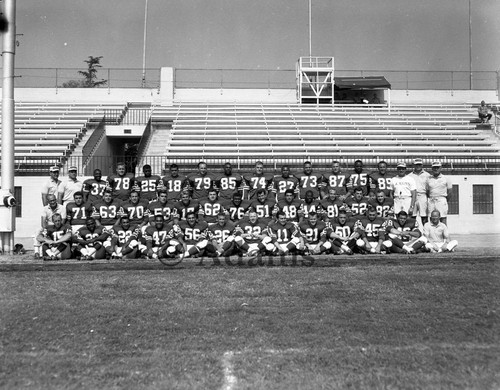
(308, 0, 312, 58)
(141, 0, 148, 88)
(469, 0, 472, 89)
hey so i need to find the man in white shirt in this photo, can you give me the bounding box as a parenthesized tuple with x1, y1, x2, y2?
(58, 166, 83, 206)
(391, 161, 416, 215)
(41, 165, 62, 206)
(426, 161, 452, 225)
(407, 158, 431, 225)
(422, 210, 458, 253)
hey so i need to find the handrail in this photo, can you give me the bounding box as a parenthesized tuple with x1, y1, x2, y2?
(82, 117, 106, 169)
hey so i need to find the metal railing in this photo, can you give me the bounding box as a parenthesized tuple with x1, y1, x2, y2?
(10, 67, 499, 92)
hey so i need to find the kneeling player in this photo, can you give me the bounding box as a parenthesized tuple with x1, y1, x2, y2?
(382, 211, 425, 254)
(234, 210, 272, 258)
(177, 212, 209, 258)
(297, 212, 331, 255)
(106, 216, 141, 259)
(205, 213, 238, 257)
(266, 211, 300, 255)
(354, 207, 386, 254)
(74, 217, 109, 260)
(328, 211, 359, 255)
(36, 213, 72, 260)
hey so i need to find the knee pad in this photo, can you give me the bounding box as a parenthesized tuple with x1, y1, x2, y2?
(265, 242, 275, 251)
(290, 237, 300, 246)
(262, 236, 272, 245)
(417, 236, 427, 243)
(226, 235, 235, 242)
(323, 241, 332, 250)
(234, 236, 244, 245)
(382, 240, 393, 248)
(138, 243, 147, 252)
(197, 240, 208, 249)
(129, 239, 138, 248)
(356, 238, 365, 247)
(388, 233, 398, 240)
(86, 247, 97, 257)
(103, 240, 112, 248)
(166, 246, 177, 255)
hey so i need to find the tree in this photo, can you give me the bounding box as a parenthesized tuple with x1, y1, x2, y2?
(62, 56, 107, 88)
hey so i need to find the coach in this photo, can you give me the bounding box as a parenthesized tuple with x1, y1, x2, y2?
(426, 161, 452, 225)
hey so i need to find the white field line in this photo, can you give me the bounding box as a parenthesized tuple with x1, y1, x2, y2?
(221, 351, 238, 390)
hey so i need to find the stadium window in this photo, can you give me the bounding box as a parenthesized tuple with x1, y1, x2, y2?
(448, 185, 459, 214)
(472, 185, 493, 214)
(14, 186, 22, 217)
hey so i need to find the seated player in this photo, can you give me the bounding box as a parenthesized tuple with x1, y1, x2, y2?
(276, 189, 302, 224)
(368, 189, 395, 219)
(296, 212, 331, 255)
(345, 187, 370, 217)
(92, 189, 123, 229)
(147, 189, 178, 224)
(422, 210, 458, 253)
(249, 189, 277, 224)
(205, 213, 238, 257)
(139, 215, 184, 261)
(328, 210, 359, 255)
(222, 191, 251, 222)
(74, 217, 110, 260)
(234, 210, 272, 258)
(65, 191, 92, 235)
(36, 213, 72, 261)
(382, 211, 425, 254)
(298, 190, 321, 221)
(354, 206, 386, 254)
(266, 211, 300, 256)
(174, 190, 200, 221)
(106, 215, 141, 259)
(177, 211, 209, 258)
(121, 190, 150, 231)
(318, 188, 347, 223)
(198, 188, 225, 225)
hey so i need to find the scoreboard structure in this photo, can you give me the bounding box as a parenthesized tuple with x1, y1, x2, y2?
(296, 57, 334, 105)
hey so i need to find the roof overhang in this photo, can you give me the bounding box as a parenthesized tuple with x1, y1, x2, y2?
(334, 76, 391, 90)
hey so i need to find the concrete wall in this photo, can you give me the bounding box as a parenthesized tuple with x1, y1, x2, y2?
(9, 173, 500, 245)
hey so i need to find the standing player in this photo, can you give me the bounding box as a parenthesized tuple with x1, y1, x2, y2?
(106, 215, 141, 259)
(74, 217, 109, 260)
(36, 213, 72, 261)
(297, 161, 322, 200)
(249, 189, 277, 224)
(271, 165, 299, 201)
(92, 189, 123, 229)
(161, 163, 188, 202)
(177, 212, 209, 258)
(135, 164, 161, 201)
(368, 190, 394, 219)
(186, 161, 218, 200)
(266, 211, 300, 256)
(174, 191, 201, 221)
(242, 161, 274, 200)
(328, 210, 359, 255)
(199, 188, 225, 225)
(234, 210, 272, 258)
(408, 158, 431, 225)
(216, 162, 243, 200)
(276, 189, 302, 223)
(318, 188, 346, 223)
(369, 161, 392, 197)
(345, 187, 370, 217)
(320, 160, 348, 200)
(205, 213, 238, 257)
(345, 160, 372, 197)
(106, 162, 136, 201)
(354, 207, 386, 254)
(382, 211, 425, 254)
(82, 168, 108, 206)
(391, 161, 417, 215)
(297, 212, 331, 255)
(426, 161, 452, 225)
(221, 192, 251, 222)
(65, 191, 92, 235)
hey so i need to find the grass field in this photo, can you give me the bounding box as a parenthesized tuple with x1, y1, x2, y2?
(1, 255, 499, 389)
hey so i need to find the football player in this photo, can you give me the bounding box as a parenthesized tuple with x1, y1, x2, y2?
(106, 215, 141, 259)
(297, 212, 331, 255)
(345, 187, 370, 217)
(74, 217, 109, 260)
(298, 161, 322, 199)
(121, 190, 150, 230)
(36, 213, 72, 261)
(205, 213, 238, 257)
(92, 189, 124, 229)
(147, 189, 178, 224)
(382, 211, 425, 254)
(369, 160, 392, 197)
(368, 190, 394, 219)
(298, 190, 321, 221)
(174, 191, 201, 221)
(242, 161, 274, 200)
(135, 164, 161, 201)
(234, 210, 272, 258)
(354, 206, 386, 254)
(318, 188, 347, 223)
(320, 160, 348, 200)
(222, 191, 251, 222)
(266, 211, 300, 256)
(82, 168, 107, 206)
(216, 162, 243, 200)
(161, 163, 188, 202)
(186, 161, 218, 199)
(106, 162, 136, 201)
(328, 210, 359, 255)
(345, 160, 372, 197)
(177, 211, 209, 258)
(271, 165, 299, 201)
(276, 189, 302, 223)
(140, 215, 183, 260)
(65, 191, 92, 235)
(249, 189, 277, 224)
(198, 188, 225, 225)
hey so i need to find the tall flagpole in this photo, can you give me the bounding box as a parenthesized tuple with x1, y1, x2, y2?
(469, 0, 472, 89)
(308, 0, 312, 58)
(141, 0, 148, 87)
